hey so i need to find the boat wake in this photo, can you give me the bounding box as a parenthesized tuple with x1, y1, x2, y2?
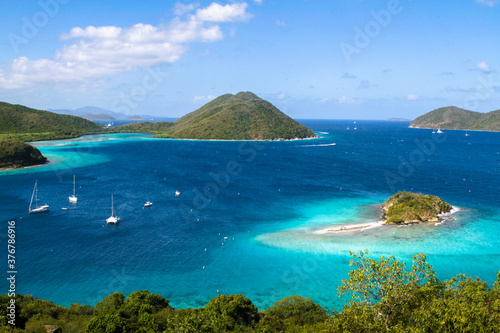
(297, 143, 336, 147)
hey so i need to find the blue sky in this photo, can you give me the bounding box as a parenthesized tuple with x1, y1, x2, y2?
(0, 0, 499, 119)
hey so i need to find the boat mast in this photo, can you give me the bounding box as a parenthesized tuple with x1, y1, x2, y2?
(73, 175, 76, 197)
(29, 181, 36, 211)
(111, 194, 114, 217)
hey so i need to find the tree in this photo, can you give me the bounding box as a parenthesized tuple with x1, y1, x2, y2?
(337, 250, 439, 330)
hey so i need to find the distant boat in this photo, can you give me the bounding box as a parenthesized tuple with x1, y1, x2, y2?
(29, 181, 49, 214)
(465, 132, 470, 137)
(175, 191, 180, 197)
(432, 129, 436, 133)
(347, 126, 350, 130)
(144, 201, 153, 207)
(437, 128, 443, 134)
(106, 194, 120, 224)
(69, 175, 77, 203)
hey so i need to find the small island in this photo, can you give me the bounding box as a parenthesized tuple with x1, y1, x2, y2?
(0, 138, 47, 169)
(315, 192, 453, 233)
(382, 191, 452, 224)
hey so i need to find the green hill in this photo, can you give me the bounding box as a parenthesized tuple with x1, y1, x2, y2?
(112, 121, 173, 133)
(155, 92, 317, 140)
(0, 101, 104, 141)
(0, 138, 47, 169)
(382, 191, 452, 224)
(410, 106, 500, 131)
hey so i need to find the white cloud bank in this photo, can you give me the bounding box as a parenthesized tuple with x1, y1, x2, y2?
(0, 2, 252, 89)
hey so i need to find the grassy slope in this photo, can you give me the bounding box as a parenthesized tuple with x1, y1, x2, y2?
(111, 122, 173, 133)
(410, 106, 500, 131)
(0, 101, 105, 141)
(155, 92, 316, 140)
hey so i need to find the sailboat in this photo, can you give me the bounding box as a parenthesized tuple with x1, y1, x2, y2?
(106, 194, 120, 224)
(69, 175, 77, 203)
(29, 181, 49, 214)
(437, 128, 443, 134)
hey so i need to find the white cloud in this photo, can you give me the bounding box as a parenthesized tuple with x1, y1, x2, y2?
(193, 95, 216, 102)
(407, 94, 419, 101)
(277, 91, 286, 99)
(476, 61, 492, 73)
(254, 0, 263, 4)
(173, 2, 199, 16)
(475, 0, 499, 6)
(276, 20, 286, 27)
(195, 3, 251, 22)
(0, 2, 252, 89)
(338, 96, 363, 104)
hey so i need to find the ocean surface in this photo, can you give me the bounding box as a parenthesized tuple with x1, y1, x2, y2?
(1, 120, 499, 311)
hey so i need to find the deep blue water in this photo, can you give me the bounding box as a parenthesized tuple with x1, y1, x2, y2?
(1, 120, 499, 311)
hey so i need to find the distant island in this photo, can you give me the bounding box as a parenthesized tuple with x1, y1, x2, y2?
(115, 92, 317, 140)
(410, 106, 500, 131)
(382, 191, 452, 224)
(0, 138, 47, 169)
(388, 118, 412, 122)
(128, 116, 145, 120)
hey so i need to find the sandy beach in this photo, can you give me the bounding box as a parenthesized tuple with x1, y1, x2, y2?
(313, 220, 385, 234)
(313, 206, 461, 234)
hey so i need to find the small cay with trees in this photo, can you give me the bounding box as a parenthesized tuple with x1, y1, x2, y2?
(382, 191, 452, 224)
(2, 252, 500, 332)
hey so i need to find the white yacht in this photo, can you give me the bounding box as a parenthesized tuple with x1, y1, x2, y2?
(69, 175, 77, 203)
(29, 181, 49, 214)
(106, 194, 120, 224)
(144, 201, 153, 207)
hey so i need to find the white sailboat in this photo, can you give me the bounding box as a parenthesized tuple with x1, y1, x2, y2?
(437, 128, 443, 134)
(29, 181, 49, 214)
(69, 175, 77, 203)
(106, 194, 120, 224)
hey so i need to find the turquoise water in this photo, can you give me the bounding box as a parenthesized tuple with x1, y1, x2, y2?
(0, 121, 499, 311)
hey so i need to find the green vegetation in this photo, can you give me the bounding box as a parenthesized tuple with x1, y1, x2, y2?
(153, 92, 316, 140)
(112, 122, 173, 134)
(0, 139, 47, 169)
(382, 191, 452, 224)
(0, 101, 105, 141)
(410, 106, 500, 131)
(3, 252, 500, 332)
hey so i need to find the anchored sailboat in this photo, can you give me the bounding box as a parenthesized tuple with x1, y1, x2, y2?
(106, 194, 120, 224)
(29, 181, 49, 214)
(69, 175, 77, 203)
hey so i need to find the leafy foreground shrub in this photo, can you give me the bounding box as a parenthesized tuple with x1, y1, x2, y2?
(2, 252, 500, 332)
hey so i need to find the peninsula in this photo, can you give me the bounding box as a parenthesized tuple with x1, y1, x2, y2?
(410, 106, 500, 131)
(0, 138, 47, 169)
(115, 92, 317, 140)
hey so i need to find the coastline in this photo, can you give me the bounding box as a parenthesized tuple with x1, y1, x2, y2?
(313, 205, 461, 234)
(0, 160, 51, 172)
